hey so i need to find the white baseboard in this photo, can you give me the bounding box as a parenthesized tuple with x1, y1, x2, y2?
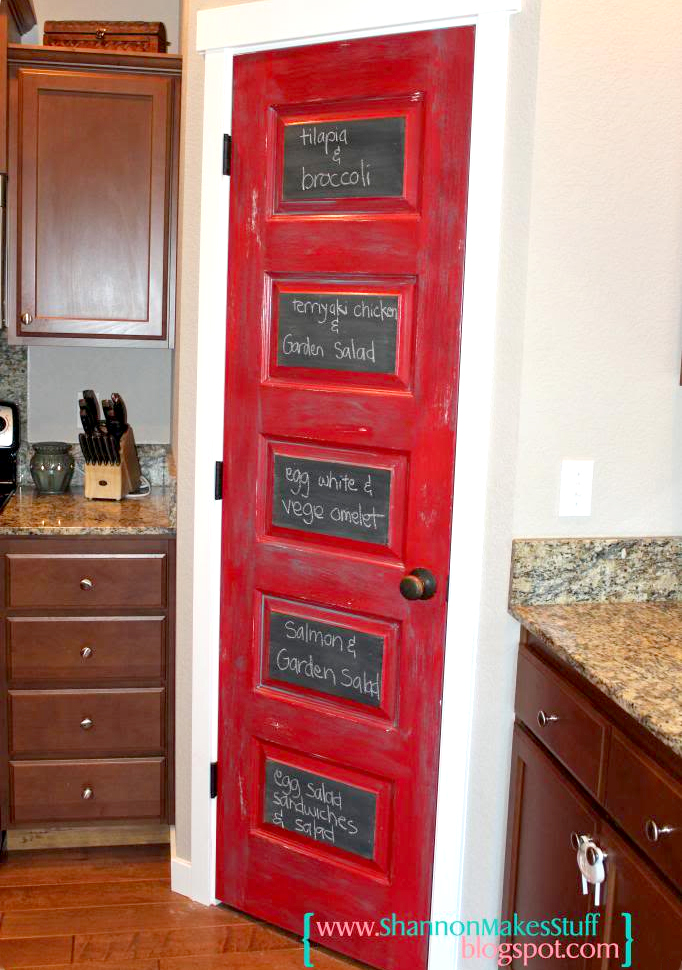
(171, 854, 193, 898)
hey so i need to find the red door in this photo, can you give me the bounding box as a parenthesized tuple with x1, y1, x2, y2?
(217, 28, 475, 970)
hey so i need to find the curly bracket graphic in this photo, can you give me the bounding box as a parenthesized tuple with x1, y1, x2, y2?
(303, 911, 315, 968)
(620, 911, 633, 968)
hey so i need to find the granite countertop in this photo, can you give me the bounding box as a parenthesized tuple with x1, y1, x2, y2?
(511, 601, 682, 758)
(0, 486, 175, 536)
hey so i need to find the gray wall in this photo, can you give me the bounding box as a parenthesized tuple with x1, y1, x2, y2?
(28, 347, 173, 443)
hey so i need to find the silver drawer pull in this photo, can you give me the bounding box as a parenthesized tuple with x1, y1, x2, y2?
(80, 717, 93, 730)
(80, 646, 93, 659)
(537, 709, 559, 728)
(81, 787, 93, 800)
(80, 578, 94, 591)
(645, 819, 675, 843)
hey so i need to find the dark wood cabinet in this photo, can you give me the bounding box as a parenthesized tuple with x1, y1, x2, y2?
(0, 536, 175, 829)
(7, 45, 180, 346)
(597, 820, 682, 968)
(504, 726, 596, 970)
(504, 638, 682, 968)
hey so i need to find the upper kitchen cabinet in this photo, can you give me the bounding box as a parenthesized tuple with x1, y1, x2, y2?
(7, 45, 181, 346)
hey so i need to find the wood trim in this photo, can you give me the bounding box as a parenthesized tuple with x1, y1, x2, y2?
(6, 822, 171, 849)
(0, 8, 7, 174)
(5, 0, 36, 37)
(7, 43, 181, 75)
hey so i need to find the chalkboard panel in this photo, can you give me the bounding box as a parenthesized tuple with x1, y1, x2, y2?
(277, 292, 398, 374)
(282, 117, 406, 201)
(264, 759, 377, 859)
(268, 610, 384, 707)
(272, 455, 391, 545)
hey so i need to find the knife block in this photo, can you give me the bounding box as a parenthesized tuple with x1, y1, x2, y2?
(83, 428, 141, 501)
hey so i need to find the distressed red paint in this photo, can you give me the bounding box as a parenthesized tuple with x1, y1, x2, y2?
(217, 27, 475, 970)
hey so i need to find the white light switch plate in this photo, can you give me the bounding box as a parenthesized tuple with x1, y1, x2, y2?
(559, 459, 594, 517)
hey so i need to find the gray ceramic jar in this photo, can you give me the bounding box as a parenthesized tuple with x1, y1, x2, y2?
(30, 442, 75, 494)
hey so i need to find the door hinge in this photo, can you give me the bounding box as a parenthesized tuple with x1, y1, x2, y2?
(215, 460, 223, 500)
(210, 761, 218, 799)
(223, 134, 232, 176)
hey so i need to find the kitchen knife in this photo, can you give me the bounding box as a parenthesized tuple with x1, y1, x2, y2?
(92, 434, 107, 465)
(100, 435, 111, 465)
(101, 434, 113, 465)
(79, 401, 95, 437)
(102, 400, 123, 441)
(79, 433, 92, 465)
(83, 389, 100, 428)
(107, 435, 120, 465)
(111, 393, 128, 433)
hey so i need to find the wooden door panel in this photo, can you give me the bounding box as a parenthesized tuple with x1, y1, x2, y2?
(267, 277, 416, 391)
(271, 96, 425, 216)
(9, 688, 165, 758)
(218, 28, 475, 970)
(597, 821, 682, 968)
(503, 727, 598, 970)
(260, 594, 398, 719)
(7, 616, 166, 686)
(14, 68, 171, 339)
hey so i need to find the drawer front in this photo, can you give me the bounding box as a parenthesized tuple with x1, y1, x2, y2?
(10, 758, 165, 823)
(605, 731, 682, 891)
(516, 649, 608, 797)
(9, 689, 165, 757)
(8, 616, 166, 685)
(7, 554, 167, 609)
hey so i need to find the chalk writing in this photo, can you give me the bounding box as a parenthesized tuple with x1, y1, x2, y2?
(268, 610, 384, 707)
(282, 117, 406, 201)
(264, 759, 376, 858)
(272, 455, 391, 545)
(277, 292, 398, 374)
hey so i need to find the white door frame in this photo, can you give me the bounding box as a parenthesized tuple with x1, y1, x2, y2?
(182, 4, 518, 969)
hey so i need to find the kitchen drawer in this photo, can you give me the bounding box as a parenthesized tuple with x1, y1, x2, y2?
(10, 758, 165, 823)
(9, 689, 165, 758)
(515, 648, 608, 798)
(605, 730, 682, 891)
(7, 616, 166, 685)
(7, 553, 167, 609)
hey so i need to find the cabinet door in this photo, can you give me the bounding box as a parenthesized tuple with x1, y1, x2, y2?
(12, 68, 173, 342)
(597, 821, 682, 968)
(503, 725, 598, 969)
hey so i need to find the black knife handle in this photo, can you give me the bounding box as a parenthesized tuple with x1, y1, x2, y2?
(111, 393, 128, 430)
(83, 389, 100, 426)
(78, 433, 91, 465)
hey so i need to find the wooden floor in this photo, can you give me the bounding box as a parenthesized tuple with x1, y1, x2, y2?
(0, 843, 354, 969)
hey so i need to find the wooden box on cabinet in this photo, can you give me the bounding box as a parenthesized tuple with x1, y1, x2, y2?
(44, 21, 169, 53)
(6, 44, 181, 346)
(503, 638, 682, 966)
(0, 536, 175, 828)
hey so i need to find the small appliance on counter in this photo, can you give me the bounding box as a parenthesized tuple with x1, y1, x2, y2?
(0, 400, 19, 513)
(78, 390, 142, 500)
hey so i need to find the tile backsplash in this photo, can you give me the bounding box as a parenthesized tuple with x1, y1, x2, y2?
(510, 537, 682, 606)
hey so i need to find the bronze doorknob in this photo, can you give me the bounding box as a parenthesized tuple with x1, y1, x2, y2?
(400, 568, 437, 601)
